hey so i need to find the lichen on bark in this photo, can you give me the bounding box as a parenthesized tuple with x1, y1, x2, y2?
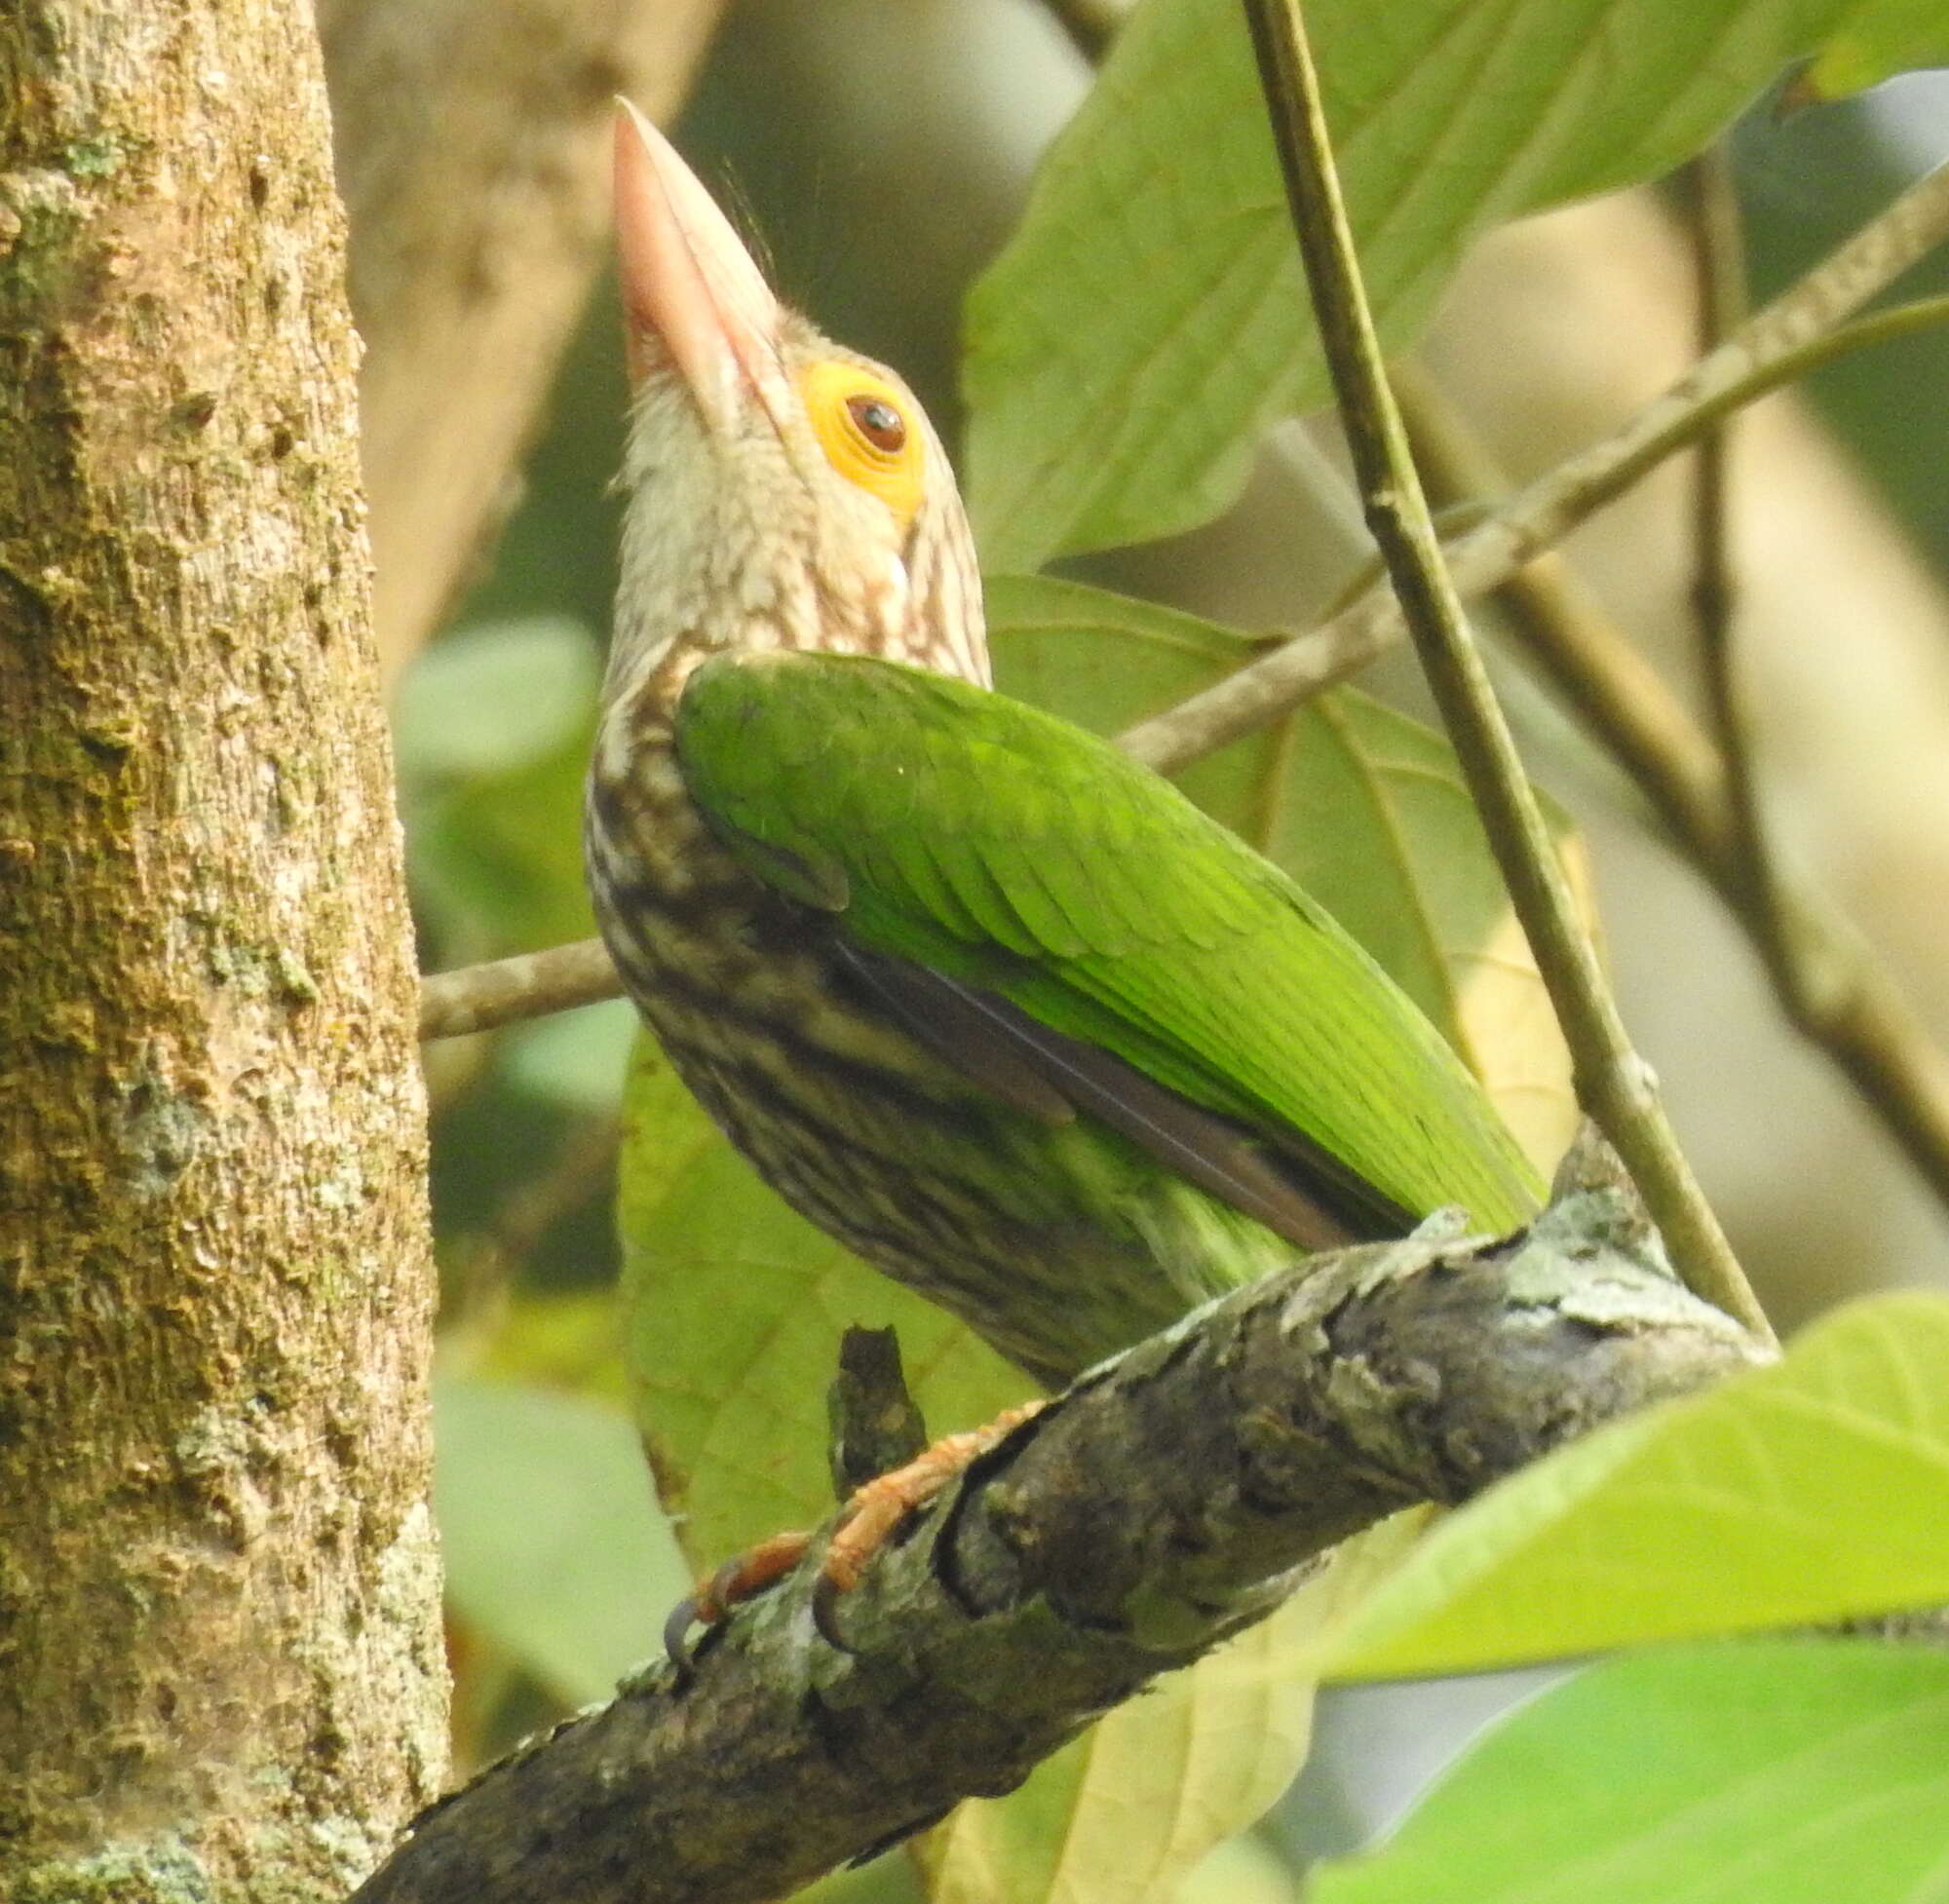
(0, 2, 444, 1897)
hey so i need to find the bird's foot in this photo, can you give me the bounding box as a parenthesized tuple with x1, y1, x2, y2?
(664, 1400, 1045, 1678)
(812, 1400, 1045, 1642)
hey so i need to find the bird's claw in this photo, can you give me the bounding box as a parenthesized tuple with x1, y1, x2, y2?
(664, 1528, 813, 1683)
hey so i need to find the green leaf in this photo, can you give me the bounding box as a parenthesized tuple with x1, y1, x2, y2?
(395, 616, 600, 781)
(1325, 1292, 1949, 1681)
(1308, 1641, 1949, 1904)
(618, 1036, 1027, 1568)
(965, 0, 1949, 568)
(1804, 5, 1949, 96)
(989, 574, 1586, 1169)
(433, 1372, 688, 1705)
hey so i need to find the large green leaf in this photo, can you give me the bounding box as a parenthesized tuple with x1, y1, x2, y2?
(619, 1037, 1027, 1567)
(434, 1372, 689, 1706)
(965, 0, 1948, 568)
(1324, 1292, 1949, 1681)
(1309, 1641, 1949, 1904)
(989, 574, 1586, 1169)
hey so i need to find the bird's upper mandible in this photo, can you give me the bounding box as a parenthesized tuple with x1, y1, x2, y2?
(609, 99, 986, 696)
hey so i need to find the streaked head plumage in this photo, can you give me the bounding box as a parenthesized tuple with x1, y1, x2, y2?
(607, 101, 986, 705)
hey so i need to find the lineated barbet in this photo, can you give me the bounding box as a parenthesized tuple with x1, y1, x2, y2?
(587, 101, 1544, 1402)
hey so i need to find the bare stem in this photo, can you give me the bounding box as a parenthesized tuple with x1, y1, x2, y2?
(1118, 162, 1949, 775)
(1239, 0, 1769, 1336)
(1686, 147, 1791, 1001)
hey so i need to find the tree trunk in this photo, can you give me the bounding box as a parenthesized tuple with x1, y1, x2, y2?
(318, 0, 732, 678)
(0, 2, 443, 1897)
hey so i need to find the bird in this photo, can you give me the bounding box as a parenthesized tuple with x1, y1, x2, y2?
(587, 102, 1543, 1598)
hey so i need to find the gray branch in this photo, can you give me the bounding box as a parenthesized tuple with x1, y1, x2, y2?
(351, 1137, 1763, 1904)
(418, 938, 622, 1040)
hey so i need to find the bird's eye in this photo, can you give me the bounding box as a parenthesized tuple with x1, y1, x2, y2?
(796, 360, 925, 529)
(846, 396, 906, 453)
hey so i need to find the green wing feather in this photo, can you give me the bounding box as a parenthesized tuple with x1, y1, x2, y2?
(674, 651, 1545, 1235)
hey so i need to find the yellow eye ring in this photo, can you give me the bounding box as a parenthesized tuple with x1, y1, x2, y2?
(797, 360, 925, 529)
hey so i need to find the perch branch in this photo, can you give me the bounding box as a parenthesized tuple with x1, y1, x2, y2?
(1238, 0, 1768, 1335)
(351, 1151, 1761, 1904)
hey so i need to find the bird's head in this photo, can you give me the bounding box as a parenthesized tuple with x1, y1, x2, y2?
(607, 100, 986, 710)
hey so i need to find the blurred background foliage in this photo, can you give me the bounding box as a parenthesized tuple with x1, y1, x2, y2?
(390, 0, 1949, 1886)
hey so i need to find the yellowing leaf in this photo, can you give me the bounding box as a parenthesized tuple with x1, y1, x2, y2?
(913, 1519, 1426, 1904)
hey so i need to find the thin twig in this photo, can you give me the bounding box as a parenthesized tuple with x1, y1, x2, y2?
(1686, 146, 1790, 1002)
(418, 938, 623, 1039)
(1118, 162, 1949, 775)
(1687, 145, 1747, 663)
(1238, 0, 1769, 1336)
(1399, 365, 1949, 1229)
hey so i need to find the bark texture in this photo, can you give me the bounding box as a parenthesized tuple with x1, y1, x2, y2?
(0, 4, 442, 1899)
(317, 0, 731, 678)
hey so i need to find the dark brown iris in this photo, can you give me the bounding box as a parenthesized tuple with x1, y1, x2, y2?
(847, 395, 906, 453)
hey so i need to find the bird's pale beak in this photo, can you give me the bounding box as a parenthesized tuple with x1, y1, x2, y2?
(612, 98, 787, 433)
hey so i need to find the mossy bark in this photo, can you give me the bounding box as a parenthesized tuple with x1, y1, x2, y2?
(0, 3, 443, 1899)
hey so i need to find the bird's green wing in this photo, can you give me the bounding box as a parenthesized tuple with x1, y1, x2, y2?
(673, 650, 1545, 1237)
